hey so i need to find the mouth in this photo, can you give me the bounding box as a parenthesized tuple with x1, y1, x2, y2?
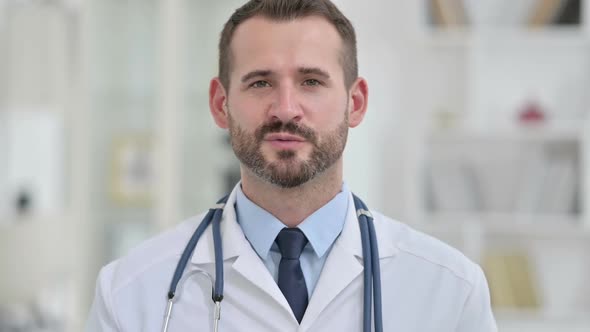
(264, 133, 306, 142)
(264, 133, 306, 149)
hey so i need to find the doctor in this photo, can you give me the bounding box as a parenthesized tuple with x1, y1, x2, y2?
(87, 0, 497, 331)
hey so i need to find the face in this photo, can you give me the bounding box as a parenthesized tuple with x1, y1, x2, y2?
(210, 15, 368, 188)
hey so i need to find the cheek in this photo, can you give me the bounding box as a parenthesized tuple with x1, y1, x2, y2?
(229, 100, 265, 128)
(306, 94, 348, 124)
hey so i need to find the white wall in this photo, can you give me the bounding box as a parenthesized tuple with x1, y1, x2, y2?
(0, 2, 72, 300)
(337, 0, 420, 219)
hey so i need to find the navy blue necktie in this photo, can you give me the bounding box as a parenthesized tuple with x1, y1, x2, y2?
(275, 228, 309, 323)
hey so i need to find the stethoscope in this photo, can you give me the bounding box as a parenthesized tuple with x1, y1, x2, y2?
(162, 194, 383, 332)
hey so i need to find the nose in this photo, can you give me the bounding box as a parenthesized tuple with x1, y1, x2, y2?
(268, 84, 303, 123)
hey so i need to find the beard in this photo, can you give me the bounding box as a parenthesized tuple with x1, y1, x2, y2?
(228, 111, 348, 188)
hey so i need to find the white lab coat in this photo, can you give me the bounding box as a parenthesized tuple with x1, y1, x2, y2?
(86, 187, 497, 332)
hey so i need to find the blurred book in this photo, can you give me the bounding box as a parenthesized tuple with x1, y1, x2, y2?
(482, 253, 516, 307)
(538, 155, 578, 214)
(471, 147, 524, 212)
(429, 0, 468, 26)
(428, 0, 581, 27)
(528, 0, 566, 26)
(427, 159, 482, 212)
(427, 140, 579, 216)
(483, 251, 540, 309)
(554, 0, 581, 24)
(528, 0, 580, 26)
(515, 146, 578, 216)
(513, 148, 548, 215)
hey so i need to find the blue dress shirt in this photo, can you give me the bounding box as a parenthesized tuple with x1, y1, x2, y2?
(235, 184, 350, 298)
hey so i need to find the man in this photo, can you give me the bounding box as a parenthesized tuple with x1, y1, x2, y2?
(87, 0, 497, 331)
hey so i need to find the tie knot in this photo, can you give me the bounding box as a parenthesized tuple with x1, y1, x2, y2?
(275, 228, 308, 260)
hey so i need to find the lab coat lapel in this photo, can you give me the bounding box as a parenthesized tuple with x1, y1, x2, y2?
(189, 187, 243, 264)
(226, 203, 295, 320)
(300, 192, 399, 329)
(190, 186, 294, 321)
(188, 187, 400, 327)
(231, 245, 294, 317)
(300, 193, 364, 328)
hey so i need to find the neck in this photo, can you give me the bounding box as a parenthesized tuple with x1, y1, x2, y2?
(240, 161, 343, 228)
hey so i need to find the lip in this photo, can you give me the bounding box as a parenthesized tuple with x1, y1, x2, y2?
(264, 133, 306, 142)
(264, 133, 306, 149)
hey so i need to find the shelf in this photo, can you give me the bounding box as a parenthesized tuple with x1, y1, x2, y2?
(421, 27, 470, 48)
(495, 308, 590, 332)
(495, 307, 590, 320)
(404, 2, 590, 329)
(416, 212, 590, 239)
(0, 213, 70, 229)
(496, 310, 590, 332)
(422, 26, 589, 49)
(428, 126, 582, 143)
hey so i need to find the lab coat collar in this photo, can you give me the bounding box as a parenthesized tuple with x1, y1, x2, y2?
(187, 184, 295, 319)
(188, 184, 400, 325)
(337, 191, 399, 260)
(188, 186, 398, 265)
(299, 191, 399, 328)
(189, 184, 248, 265)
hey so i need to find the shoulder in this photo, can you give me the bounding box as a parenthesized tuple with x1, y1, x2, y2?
(99, 213, 209, 294)
(372, 211, 482, 287)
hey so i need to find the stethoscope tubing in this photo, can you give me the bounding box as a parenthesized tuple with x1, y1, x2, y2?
(354, 194, 383, 332)
(212, 206, 225, 302)
(359, 212, 373, 331)
(368, 208, 383, 332)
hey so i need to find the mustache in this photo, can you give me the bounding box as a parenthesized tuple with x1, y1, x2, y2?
(255, 121, 317, 144)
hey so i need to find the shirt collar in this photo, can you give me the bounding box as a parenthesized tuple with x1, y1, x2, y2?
(235, 183, 350, 260)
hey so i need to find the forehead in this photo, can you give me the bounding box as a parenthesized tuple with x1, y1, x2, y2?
(229, 15, 344, 78)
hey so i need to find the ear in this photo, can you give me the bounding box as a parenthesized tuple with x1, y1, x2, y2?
(209, 77, 229, 129)
(348, 77, 369, 128)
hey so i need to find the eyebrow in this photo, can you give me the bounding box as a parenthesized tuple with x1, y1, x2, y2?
(241, 70, 272, 83)
(299, 67, 331, 80)
(240, 67, 332, 83)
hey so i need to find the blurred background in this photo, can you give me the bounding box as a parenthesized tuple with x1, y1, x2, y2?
(0, 0, 589, 331)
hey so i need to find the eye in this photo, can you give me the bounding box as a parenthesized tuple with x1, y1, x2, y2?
(249, 80, 271, 88)
(303, 79, 322, 87)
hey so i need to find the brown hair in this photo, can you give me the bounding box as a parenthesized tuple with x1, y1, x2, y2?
(218, 0, 357, 89)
